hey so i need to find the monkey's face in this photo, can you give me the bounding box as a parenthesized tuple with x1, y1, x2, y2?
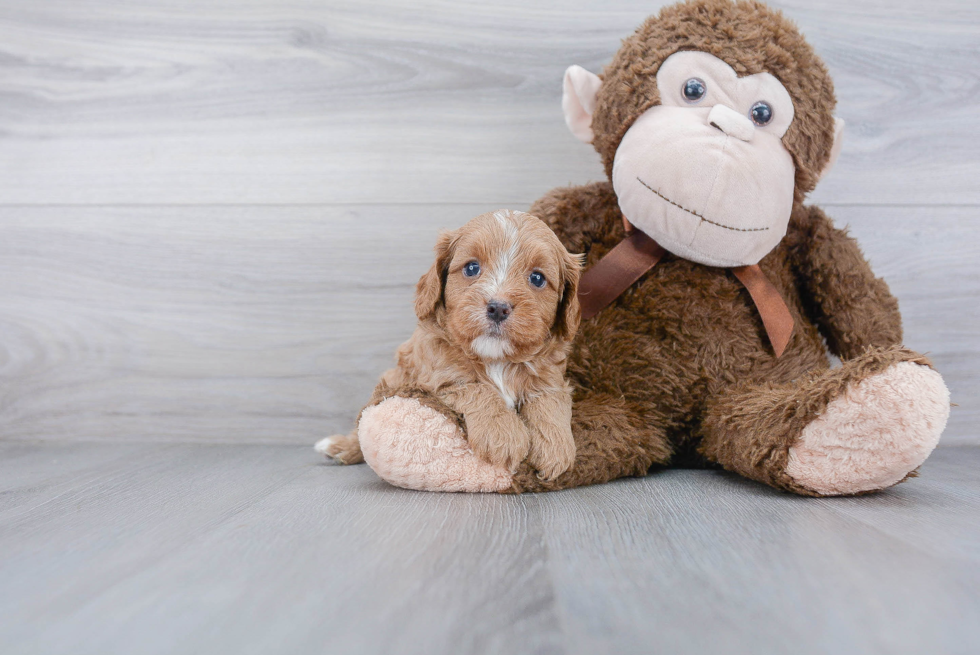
(611, 51, 797, 267)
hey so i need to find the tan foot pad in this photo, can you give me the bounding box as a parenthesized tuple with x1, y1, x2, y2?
(787, 362, 950, 495)
(358, 396, 513, 493)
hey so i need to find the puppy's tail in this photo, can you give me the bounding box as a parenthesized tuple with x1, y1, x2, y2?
(314, 432, 365, 465)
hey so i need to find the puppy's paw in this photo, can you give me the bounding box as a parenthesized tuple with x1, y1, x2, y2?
(467, 414, 531, 472)
(314, 433, 364, 465)
(470, 433, 530, 473)
(528, 425, 576, 481)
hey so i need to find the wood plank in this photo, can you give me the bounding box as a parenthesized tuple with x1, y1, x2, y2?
(813, 447, 980, 562)
(0, 204, 975, 444)
(0, 0, 977, 205)
(533, 451, 980, 655)
(0, 204, 461, 443)
(0, 442, 977, 654)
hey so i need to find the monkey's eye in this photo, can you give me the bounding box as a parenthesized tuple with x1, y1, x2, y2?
(682, 78, 706, 103)
(750, 101, 774, 126)
(463, 261, 481, 277)
(528, 271, 547, 288)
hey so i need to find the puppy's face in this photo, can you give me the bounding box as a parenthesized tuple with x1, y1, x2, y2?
(415, 210, 581, 361)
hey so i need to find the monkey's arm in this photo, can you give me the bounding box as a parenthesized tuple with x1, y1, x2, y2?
(789, 205, 902, 360)
(529, 181, 624, 254)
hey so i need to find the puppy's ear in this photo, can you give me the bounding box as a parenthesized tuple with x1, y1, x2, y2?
(552, 250, 584, 341)
(414, 229, 458, 321)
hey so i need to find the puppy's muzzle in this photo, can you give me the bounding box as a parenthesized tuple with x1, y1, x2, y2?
(486, 300, 512, 324)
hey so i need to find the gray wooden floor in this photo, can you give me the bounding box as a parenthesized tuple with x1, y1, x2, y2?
(1, 443, 978, 655)
(2, 1, 979, 653)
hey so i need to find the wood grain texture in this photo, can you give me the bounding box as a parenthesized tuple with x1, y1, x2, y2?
(0, 0, 978, 205)
(0, 0, 976, 445)
(1, 441, 978, 655)
(533, 456, 980, 655)
(0, 204, 975, 445)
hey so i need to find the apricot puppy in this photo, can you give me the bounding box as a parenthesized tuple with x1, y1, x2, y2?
(316, 209, 582, 480)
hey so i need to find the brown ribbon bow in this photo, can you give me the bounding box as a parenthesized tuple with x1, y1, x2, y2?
(577, 220, 794, 357)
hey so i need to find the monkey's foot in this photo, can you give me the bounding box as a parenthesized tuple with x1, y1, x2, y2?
(786, 361, 950, 495)
(358, 397, 513, 493)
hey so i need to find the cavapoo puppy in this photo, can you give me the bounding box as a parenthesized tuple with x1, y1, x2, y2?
(316, 209, 583, 480)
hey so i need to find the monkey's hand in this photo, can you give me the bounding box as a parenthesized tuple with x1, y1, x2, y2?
(793, 206, 903, 360)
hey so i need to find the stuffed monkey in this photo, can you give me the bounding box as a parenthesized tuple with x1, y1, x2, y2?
(336, 0, 950, 496)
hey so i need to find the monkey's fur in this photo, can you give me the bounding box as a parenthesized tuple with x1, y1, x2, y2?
(513, 186, 920, 495)
(342, 0, 949, 496)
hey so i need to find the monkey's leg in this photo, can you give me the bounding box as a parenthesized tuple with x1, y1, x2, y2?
(357, 395, 514, 492)
(509, 392, 673, 493)
(357, 391, 671, 494)
(698, 346, 949, 496)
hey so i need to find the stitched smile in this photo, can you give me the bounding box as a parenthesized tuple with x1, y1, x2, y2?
(636, 177, 769, 233)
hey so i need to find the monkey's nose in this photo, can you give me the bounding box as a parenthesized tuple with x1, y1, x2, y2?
(486, 300, 512, 324)
(707, 104, 755, 142)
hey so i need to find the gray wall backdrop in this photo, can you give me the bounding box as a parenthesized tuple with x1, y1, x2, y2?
(0, 0, 977, 445)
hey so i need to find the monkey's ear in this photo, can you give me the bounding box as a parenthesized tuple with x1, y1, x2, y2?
(562, 65, 602, 144)
(414, 230, 457, 321)
(818, 117, 845, 182)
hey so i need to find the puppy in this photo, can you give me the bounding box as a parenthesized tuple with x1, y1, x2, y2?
(316, 209, 582, 480)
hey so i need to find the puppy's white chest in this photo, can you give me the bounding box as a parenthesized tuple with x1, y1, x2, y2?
(485, 362, 517, 410)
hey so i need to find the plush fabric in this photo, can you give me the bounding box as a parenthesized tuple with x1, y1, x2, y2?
(506, 192, 949, 495)
(591, 0, 838, 204)
(603, 48, 802, 267)
(359, 397, 512, 493)
(563, 65, 603, 143)
(612, 103, 796, 266)
(786, 362, 950, 495)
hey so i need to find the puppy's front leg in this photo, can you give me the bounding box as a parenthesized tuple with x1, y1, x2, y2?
(521, 388, 576, 481)
(441, 383, 530, 471)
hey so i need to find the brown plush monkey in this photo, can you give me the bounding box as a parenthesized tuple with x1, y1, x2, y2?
(329, 0, 950, 497)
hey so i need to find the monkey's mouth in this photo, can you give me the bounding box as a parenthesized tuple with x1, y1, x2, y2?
(636, 177, 769, 233)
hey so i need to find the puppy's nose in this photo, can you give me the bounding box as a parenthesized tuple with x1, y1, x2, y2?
(486, 300, 512, 324)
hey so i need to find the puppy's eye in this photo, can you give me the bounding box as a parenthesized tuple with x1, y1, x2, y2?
(750, 101, 773, 126)
(682, 78, 706, 103)
(463, 261, 481, 277)
(528, 271, 546, 288)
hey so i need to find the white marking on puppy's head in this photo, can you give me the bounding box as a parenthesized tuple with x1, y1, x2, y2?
(486, 212, 520, 297)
